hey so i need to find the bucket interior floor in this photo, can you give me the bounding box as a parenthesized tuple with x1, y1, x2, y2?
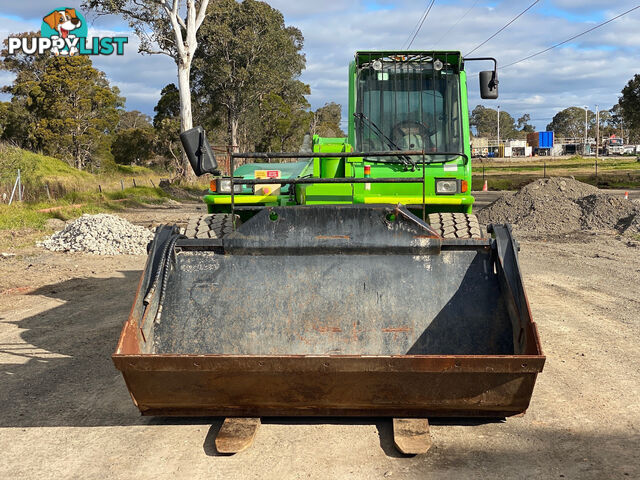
(151, 250, 514, 356)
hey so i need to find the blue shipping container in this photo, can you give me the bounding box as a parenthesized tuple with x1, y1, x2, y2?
(539, 131, 554, 149)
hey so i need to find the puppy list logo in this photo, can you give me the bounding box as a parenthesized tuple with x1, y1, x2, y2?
(7, 7, 128, 56)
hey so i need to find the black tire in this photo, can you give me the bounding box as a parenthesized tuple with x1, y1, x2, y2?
(428, 213, 483, 239)
(184, 214, 241, 239)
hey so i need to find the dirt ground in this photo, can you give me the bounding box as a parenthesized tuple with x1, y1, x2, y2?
(1, 202, 639, 479)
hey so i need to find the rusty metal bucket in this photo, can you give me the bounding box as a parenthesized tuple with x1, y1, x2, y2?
(114, 206, 544, 417)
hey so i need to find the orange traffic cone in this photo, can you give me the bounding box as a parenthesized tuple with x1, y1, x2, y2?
(482, 180, 488, 192)
(625, 191, 629, 200)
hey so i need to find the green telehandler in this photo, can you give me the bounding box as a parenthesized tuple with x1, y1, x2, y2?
(114, 51, 544, 455)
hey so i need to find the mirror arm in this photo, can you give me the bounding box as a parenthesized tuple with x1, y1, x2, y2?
(464, 56, 498, 71)
(464, 56, 499, 87)
(198, 129, 205, 171)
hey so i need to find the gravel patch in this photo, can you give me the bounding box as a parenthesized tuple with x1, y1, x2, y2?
(39, 214, 154, 255)
(478, 177, 640, 236)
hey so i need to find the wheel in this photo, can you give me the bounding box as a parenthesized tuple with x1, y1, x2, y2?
(428, 213, 483, 239)
(184, 214, 241, 239)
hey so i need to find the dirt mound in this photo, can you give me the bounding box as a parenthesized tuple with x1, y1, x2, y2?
(625, 216, 640, 234)
(478, 177, 639, 236)
(159, 179, 204, 201)
(577, 194, 638, 232)
(520, 176, 600, 200)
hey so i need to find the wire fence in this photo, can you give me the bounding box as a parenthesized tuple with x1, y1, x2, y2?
(473, 156, 640, 189)
(3, 155, 637, 203)
(0, 170, 168, 205)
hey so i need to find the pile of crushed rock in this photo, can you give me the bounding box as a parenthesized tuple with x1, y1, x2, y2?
(478, 177, 640, 236)
(39, 214, 154, 255)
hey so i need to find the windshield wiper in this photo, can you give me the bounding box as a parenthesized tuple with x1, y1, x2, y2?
(354, 113, 416, 170)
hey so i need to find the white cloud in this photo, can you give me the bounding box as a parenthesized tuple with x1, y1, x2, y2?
(88, 27, 176, 114)
(2, 1, 85, 20)
(288, 0, 640, 130)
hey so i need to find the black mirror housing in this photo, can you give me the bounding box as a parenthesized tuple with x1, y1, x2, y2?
(180, 126, 218, 176)
(479, 70, 499, 99)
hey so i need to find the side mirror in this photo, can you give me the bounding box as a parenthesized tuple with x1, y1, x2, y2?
(479, 70, 499, 99)
(180, 126, 218, 176)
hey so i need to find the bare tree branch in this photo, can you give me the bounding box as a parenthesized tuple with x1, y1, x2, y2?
(195, 0, 209, 30)
(82, 0, 211, 178)
(146, 48, 173, 57)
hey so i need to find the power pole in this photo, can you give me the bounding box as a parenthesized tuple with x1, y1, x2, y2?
(584, 106, 588, 145)
(595, 105, 599, 159)
(497, 105, 500, 157)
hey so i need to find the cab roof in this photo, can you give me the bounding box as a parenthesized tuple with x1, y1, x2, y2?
(354, 51, 463, 70)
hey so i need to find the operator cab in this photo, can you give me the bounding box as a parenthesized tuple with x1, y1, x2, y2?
(353, 53, 464, 163)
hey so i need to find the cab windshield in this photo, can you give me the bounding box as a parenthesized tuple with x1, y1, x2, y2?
(355, 55, 463, 162)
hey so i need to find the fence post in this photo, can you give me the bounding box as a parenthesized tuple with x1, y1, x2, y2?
(150, 179, 156, 188)
(132, 178, 137, 188)
(98, 185, 102, 193)
(120, 179, 125, 191)
(18, 169, 22, 202)
(595, 159, 598, 180)
(8, 169, 20, 205)
(543, 161, 546, 178)
(45, 183, 51, 200)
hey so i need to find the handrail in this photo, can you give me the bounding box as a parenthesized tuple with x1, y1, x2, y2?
(231, 178, 424, 185)
(228, 150, 469, 228)
(233, 150, 455, 159)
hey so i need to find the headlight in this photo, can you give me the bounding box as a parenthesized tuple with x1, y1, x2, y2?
(435, 179, 458, 195)
(217, 178, 243, 194)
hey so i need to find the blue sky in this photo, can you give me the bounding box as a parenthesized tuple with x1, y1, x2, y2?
(1, 1, 639, 131)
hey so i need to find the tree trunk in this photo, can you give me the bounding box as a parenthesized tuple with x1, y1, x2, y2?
(227, 107, 239, 153)
(177, 61, 196, 181)
(226, 108, 240, 172)
(74, 140, 82, 170)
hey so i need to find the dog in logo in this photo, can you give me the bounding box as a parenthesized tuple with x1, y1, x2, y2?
(43, 8, 82, 56)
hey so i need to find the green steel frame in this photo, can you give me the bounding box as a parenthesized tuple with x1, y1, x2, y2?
(204, 51, 475, 218)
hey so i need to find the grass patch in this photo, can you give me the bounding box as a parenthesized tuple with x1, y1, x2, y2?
(0, 204, 50, 230)
(574, 173, 640, 189)
(0, 144, 94, 201)
(105, 186, 168, 204)
(171, 177, 210, 194)
(0, 143, 171, 202)
(116, 164, 156, 175)
(472, 171, 640, 191)
(0, 186, 170, 233)
(0, 202, 109, 231)
(473, 156, 640, 190)
(478, 156, 640, 169)
(0, 144, 178, 250)
(472, 175, 538, 191)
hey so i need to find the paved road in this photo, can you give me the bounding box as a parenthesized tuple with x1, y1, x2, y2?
(473, 188, 639, 211)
